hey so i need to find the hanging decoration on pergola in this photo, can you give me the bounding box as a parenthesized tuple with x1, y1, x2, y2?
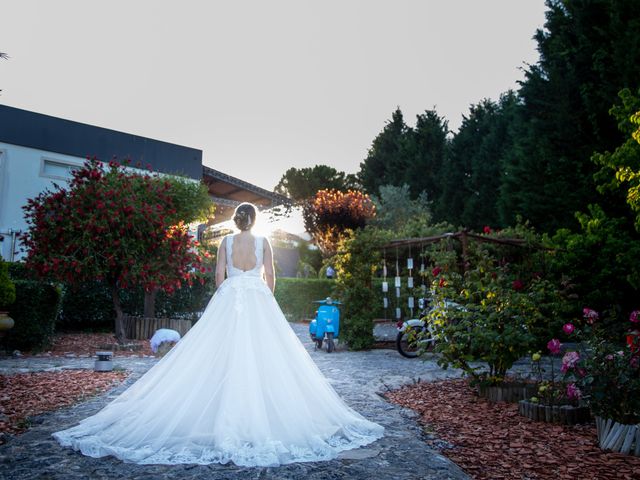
(380, 230, 533, 321)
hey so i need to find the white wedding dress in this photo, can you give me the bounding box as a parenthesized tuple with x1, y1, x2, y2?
(53, 234, 384, 466)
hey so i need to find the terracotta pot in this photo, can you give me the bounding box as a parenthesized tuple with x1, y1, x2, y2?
(0, 311, 15, 332)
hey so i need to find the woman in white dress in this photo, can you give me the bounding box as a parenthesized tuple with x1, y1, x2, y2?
(53, 202, 384, 467)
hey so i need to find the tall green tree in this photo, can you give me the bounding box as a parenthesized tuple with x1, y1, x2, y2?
(499, 0, 640, 232)
(274, 165, 358, 203)
(359, 108, 448, 204)
(458, 93, 518, 230)
(370, 184, 431, 232)
(548, 89, 640, 324)
(592, 88, 640, 230)
(435, 96, 515, 227)
(358, 108, 409, 196)
(403, 110, 449, 201)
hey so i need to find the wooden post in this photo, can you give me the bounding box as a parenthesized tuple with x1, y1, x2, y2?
(460, 230, 470, 273)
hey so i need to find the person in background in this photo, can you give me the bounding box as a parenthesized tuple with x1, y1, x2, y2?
(326, 265, 335, 279)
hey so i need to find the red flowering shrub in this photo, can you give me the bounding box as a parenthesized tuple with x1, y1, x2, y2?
(21, 159, 210, 343)
(302, 189, 375, 256)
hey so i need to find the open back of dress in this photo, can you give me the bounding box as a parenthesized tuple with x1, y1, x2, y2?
(226, 234, 262, 276)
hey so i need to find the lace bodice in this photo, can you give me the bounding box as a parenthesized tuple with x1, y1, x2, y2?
(225, 234, 264, 278)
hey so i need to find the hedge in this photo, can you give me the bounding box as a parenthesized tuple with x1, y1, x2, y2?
(6, 262, 333, 331)
(8, 262, 214, 332)
(57, 279, 214, 331)
(274, 278, 335, 321)
(4, 280, 62, 352)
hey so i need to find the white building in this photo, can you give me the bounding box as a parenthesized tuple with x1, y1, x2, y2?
(0, 105, 289, 261)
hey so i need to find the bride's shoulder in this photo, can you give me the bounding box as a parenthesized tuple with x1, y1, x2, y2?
(220, 234, 234, 247)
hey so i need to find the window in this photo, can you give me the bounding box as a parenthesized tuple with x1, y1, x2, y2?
(40, 158, 80, 181)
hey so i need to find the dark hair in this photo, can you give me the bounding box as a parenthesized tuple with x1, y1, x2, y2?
(233, 203, 257, 231)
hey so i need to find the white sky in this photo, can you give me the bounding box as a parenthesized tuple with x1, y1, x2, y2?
(1, 0, 546, 192)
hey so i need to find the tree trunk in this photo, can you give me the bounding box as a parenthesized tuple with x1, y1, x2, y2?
(143, 288, 158, 318)
(110, 280, 126, 344)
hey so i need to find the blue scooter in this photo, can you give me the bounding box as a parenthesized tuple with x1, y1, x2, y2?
(309, 297, 341, 353)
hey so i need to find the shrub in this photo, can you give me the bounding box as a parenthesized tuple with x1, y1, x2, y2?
(338, 284, 378, 350)
(274, 278, 334, 321)
(6, 262, 35, 281)
(58, 277, 215, 331)
(21, 159, 212, 343)
(0, 260, 16, 310)
(548, 205, 640, 332)
(334, 226, 393, 349)
(4, 280, 61, 352)
(425, 234, 573, 383)
(57, 281, 115, 331)
(547, 308, 640, 424)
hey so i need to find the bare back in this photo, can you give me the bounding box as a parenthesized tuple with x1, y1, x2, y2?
(230, 233, 258, 272)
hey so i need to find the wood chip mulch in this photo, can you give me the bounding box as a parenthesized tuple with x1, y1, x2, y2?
(26, 333, 155, 357)
(0, 369, 129, 443)
(385, 379, 640, 480)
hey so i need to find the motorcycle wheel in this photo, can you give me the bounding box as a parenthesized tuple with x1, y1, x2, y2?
(315, 338, 323, 350)
(326, 332, 335, 353)
(396, 326, 423, 358)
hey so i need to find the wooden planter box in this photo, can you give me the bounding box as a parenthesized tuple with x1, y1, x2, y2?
(478, 382, 537, 403)
(596, 416, 640, 456)
(518, 400, 591, 425)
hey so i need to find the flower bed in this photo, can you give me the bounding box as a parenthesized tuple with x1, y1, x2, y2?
(518, 400, 591, 425)
(0, 369, 128, 443)
(386, 379, 640, 480)
(477, 382, 537, 403)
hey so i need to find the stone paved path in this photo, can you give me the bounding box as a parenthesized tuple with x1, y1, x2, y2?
(0, 323, 471, 480)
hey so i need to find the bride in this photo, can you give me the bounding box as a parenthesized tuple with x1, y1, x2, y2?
(53, 202, 384, 467)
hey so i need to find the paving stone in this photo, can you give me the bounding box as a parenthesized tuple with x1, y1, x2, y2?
(0, 323, 471, 480)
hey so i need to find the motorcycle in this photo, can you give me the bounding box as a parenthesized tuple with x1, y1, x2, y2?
(396, 297, 436, 358)
(396, 298, 465, 358)
(309, 297, 341, 353)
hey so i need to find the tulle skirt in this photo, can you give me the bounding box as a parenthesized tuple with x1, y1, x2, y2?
(52, 273, 384, 466)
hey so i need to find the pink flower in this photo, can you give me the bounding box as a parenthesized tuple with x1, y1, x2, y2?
(566, 383, 582, 400)
(483, 226, 492, 234)
(630, 310, 640, 323)
(606, 354, 614, 361)
(562, 323, 575, 335)
(547, 339, 562, 355)
(583, 308, 599, 324)
(512, 279, 524, 291)
(432, 266, 442, 277)
(561, 351, 580, 373)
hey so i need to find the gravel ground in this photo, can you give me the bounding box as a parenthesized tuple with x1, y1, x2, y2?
(0, 323, 476, 480)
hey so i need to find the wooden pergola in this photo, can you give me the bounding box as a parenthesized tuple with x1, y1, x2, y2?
(383, 230, 532, 272)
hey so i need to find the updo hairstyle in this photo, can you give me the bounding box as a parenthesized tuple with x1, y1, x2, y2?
(233, 203, 257, 231)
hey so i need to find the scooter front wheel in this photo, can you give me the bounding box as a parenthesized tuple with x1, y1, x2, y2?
(315, 338, 323, 350)
(326, 332, 335, 353)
